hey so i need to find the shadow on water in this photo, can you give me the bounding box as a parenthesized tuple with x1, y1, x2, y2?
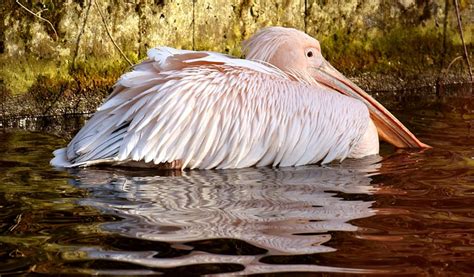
(0, 84, 473, 275)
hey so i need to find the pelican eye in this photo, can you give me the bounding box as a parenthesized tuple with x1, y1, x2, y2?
(306, 51, 313, 58)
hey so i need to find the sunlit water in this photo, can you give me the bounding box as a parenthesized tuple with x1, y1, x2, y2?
(0, 85, 472, 275)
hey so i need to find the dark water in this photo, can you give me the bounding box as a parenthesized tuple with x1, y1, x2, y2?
(0, 85, 473, 275)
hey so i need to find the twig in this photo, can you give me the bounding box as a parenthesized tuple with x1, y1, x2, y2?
(16, 0, 58, 41)
(192, 0, 195, 50)
(35, 8, 48, 16)
(93, 0, 133, 66)
(440, 0, 449, 69)
(72, 0, 93, 69)
(453, 0, 473, 83)
(8, 213, 23, 232)
(446, 55, 463, 75)
(435, 0, 450, 93)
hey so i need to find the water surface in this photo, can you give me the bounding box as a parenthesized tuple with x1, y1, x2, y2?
(0, 85, 473, 275)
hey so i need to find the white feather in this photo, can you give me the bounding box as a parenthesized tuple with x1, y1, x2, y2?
(51, 47, 372, 169)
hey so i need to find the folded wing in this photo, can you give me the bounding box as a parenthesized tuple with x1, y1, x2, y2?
(53, 47, 370, 169)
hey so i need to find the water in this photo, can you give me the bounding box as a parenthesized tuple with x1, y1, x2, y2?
(0, 85, 473, 275)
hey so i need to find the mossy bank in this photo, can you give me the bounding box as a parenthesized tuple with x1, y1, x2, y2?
(0, 0, 472, 118)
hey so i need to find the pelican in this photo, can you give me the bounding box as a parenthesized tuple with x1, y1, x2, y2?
(51, 27, 428, 169)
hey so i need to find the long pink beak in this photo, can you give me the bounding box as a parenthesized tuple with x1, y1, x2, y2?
(314, 60, 430, 149)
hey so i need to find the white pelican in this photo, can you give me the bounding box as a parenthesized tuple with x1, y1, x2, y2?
(51, 27, 428, 169)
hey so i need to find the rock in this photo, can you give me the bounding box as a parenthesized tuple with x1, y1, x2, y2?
(0, 0, 472, 117)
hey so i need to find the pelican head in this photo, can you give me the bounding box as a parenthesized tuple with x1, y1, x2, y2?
(243, 26, 429, 149)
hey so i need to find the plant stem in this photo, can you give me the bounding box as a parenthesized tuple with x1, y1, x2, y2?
(453, 0, 473, 83)
(16, 0, 58, 41)
(93, 0, 133, 66)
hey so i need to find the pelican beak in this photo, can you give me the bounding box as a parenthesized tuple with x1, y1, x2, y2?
(313, 59, 430, 148)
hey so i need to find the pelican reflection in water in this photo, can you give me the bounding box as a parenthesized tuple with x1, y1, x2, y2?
(64, 160, 384, 274)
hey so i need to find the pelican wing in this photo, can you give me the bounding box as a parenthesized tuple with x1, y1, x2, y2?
(53, 48, 370, 169)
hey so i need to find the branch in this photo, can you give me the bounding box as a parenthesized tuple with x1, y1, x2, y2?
(72, 0, 93, 70)
(446, 55, 463, 74)
(93, 0, 133, 66)
(453, 0, 473, 83)
(16, 0, 58, 41)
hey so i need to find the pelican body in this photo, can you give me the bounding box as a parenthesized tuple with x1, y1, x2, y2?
(51, 27, 427, 169)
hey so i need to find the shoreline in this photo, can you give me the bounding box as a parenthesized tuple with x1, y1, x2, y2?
(1, 76, 471, 122)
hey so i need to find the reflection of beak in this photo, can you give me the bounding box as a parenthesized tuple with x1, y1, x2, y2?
(314, 60, 430, 148)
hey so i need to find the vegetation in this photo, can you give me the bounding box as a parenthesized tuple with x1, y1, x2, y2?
(0, 0, 472, 117)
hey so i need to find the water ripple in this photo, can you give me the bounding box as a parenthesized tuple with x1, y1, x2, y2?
(64, 163, 380, 272)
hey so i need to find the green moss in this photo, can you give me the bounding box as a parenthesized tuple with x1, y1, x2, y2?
(319, 24, 472, 77)
(71, 57, 128, 81)
(0, 54, 131, 96)
(0, 56, 69, 95)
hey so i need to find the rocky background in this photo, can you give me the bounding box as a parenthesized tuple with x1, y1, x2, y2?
(0, 0, 472, 118)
